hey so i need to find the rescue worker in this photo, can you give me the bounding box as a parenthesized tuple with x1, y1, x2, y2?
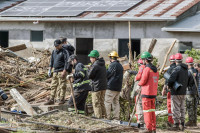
(162, 55, 176, 127)
(60, 37, 75, 56)
(88, 50, 107, 118)
(185, 57, 198, 127)
(138, 52, 159, 133)
(134, 58, 145, 127)
(67, 55, 91, 114)
(194, 63, 200, 97)
(168, 53, 189, 131)
(105, 51, 123, 120)
(45, 39, 70, 105)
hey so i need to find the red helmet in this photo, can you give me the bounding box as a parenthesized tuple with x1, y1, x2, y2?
(175, 53, 183, 60)
(186, 57, 193, 63)
(169, 55, 175, 61)
(137, 58, 143, 64)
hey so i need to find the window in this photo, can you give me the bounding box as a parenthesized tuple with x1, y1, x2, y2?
(178, 41, 192, 54)
(118, 39, 140, 57)
(31, 31, 43, 42)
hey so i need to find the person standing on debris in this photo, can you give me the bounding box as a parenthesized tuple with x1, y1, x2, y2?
(162, 55, 176, 127)
(138, 52, 159, 133)
(104, 51, 123, 120)
(45, 39, 70, 105)
(185, 57, 198, 127)
(194, 63, 200, 97)
(67, 55, 91, 114)
(60, 37, 75, 56)
(88, 50, 107, 119)
(168, 53, 189, 131)
(131, 58, 145, 127)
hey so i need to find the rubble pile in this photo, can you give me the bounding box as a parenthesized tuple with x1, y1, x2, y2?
(0, 48, 52, 109)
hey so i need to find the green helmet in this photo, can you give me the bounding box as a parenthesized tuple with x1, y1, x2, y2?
(88, 50, 99, 58)
(141, 51, 152, 60)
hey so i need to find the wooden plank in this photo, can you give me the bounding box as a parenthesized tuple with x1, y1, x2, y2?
(159, 40, 177, 73)
(148, 38, 157, 53)
(6, 44, 27, 52)
(10, 88, 37, 116)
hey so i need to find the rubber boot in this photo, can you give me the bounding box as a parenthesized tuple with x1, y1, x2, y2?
(180, 122, 185, 131)
(44, 99, 54, 105)
(170, 123, 179, 131)
(185, 120, 197, 127)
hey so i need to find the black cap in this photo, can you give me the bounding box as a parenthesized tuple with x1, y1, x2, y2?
(54, 39, 62, 47)
(68, 54, 78, 62)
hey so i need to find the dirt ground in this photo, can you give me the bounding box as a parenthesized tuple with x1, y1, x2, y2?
(157, 123, 200, 133)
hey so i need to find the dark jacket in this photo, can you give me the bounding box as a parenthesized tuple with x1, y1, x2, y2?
(165, 63, 176, 85)
(49, 48, 70, 72)
(88, 58, 107, 92)
(62, 43, 75, 56)
(187, 67, 199, 95)
(107, 60, 123, 92)
(168, 63, 189, 95)
(73, 63, 91, 92)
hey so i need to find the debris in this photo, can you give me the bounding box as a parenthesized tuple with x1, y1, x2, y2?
(155, 110, 168, 116)
(10, 88, 37, 116)
(6, 44, 27, 52)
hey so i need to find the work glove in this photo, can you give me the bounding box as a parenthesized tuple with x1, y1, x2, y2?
(48, 69, 52, 77)
(67, 74, 73, 80)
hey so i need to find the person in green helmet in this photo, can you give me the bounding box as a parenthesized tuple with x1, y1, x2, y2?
(88, 50, 107, 119)
(138, 51, 159, 133)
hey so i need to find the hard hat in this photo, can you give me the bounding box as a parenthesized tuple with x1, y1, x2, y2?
(137, 58, 143, 64)
(88, 50, 99, 58)
(141, 51, 152, 60)
(108, 51, 119, 58)
(186, 57, 194, 63)
(175, 53, 183, 60)
(169, 55, 175, 61)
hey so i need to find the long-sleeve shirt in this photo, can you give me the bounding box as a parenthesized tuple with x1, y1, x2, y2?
(49, 48, 69, 72)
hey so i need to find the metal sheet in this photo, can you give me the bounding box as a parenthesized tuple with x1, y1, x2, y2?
(0, 0, 143, 16)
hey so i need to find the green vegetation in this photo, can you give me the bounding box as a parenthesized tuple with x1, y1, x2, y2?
(185, 48, 200, 61)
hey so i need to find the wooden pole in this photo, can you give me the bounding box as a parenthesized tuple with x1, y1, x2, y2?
(159, 40, 177, 73)
(68, 78, 78, 114)
(128, 21, 134, 65)
(148, 38, 157, 53)
(128, 87, 141, 126)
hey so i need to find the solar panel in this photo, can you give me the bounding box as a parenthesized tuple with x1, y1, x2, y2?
(0, 0, 143, 17)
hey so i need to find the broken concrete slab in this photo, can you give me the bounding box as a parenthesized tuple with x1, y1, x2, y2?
(10, 88, 37, 116)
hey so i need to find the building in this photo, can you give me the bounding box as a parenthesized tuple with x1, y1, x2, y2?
(0, 0, 199, 64)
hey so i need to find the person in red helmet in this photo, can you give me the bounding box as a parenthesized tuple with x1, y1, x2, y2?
(162, 55, 176, 127)
(168, 53, 189, 131)
(185, 57, 199, 127)
(138, 52, 159, 133)
(133, 58, 146, 128)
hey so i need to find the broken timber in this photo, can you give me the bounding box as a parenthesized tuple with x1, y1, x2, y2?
(10, 88, 37, 116)
(6, 44, 27, 52)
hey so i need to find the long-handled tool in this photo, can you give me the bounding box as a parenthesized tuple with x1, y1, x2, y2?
(128, 87, 141, 126)
(68, 78, 78, 114)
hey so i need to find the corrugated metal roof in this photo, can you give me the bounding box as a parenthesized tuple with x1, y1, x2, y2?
(162, 11, 200, 32)
(0, 0, 199, 21)
(0, 0, 24, 12)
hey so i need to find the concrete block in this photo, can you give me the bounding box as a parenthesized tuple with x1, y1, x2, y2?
(31, 103, 68, 114)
